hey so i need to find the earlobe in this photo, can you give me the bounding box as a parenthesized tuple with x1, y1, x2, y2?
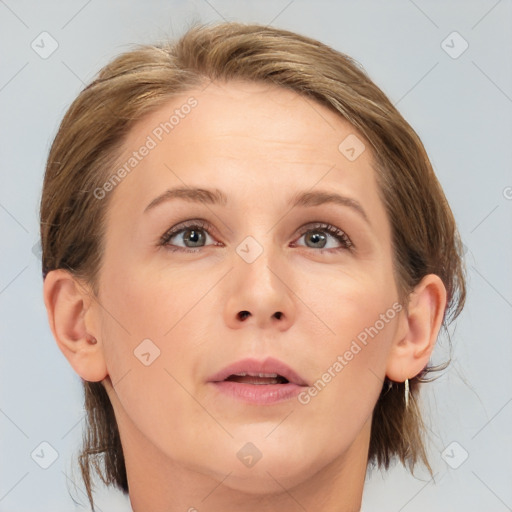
(43, 269, 108, 382)
(386, 274, 447, 382)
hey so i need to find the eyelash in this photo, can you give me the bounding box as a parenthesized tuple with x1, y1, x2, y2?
(159, 219, 354, 254)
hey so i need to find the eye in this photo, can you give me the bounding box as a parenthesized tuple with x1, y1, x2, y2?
(292, 222, 353, 252)
(159, 219, 219, 253)
(159, 220, 353, 253)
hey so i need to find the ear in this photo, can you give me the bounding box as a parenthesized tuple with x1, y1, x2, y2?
(43, 269, 108, 382)
(386, 274, 447, 382)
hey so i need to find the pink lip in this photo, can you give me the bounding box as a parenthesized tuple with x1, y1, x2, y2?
(210, 381, 305, 405)
(207, 357, 308, 386)
(207, 357, 309, 405)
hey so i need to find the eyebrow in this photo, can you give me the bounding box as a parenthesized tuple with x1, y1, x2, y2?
(144, 187, 370, 225)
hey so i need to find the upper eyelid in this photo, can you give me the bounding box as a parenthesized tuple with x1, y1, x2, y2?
(161, 219, 352, 245)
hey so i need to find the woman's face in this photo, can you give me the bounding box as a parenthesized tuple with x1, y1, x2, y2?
(91, 80, 406, 492)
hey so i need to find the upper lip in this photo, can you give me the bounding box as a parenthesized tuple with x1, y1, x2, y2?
(208, 357, 309, 386)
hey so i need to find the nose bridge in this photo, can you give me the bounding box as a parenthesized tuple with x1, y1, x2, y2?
(236, 230, 282, 294)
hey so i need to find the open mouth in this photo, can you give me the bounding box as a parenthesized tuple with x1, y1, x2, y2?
(208, 357, 308, 404)
(224, 372, 290, 385)
(210, 360, 307, 404)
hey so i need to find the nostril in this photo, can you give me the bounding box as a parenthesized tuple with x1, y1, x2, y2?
(274, 312, 283, 320)
(238, 311, 250, 320)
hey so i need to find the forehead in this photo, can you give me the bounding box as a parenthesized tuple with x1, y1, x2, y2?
(106, 80, 389, 238)
(125, 80, 361, 166)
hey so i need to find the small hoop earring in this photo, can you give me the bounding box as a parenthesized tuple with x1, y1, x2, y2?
(404, 378, 410, 409)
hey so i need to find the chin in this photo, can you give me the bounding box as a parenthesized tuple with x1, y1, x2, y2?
(214, 461, 314, 495)
(192, 441, 325, 495)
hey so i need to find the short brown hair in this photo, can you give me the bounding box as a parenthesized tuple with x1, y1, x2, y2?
(40, 21, 466, 509)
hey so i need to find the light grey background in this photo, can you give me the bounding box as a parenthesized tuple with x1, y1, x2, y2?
(1, 1, 511, 511)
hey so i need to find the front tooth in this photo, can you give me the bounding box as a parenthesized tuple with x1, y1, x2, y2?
(244, 372, 278, 378)
(233, 372, 279, 378)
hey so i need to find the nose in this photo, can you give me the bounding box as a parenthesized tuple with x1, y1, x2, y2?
(223, 244, 296, 331)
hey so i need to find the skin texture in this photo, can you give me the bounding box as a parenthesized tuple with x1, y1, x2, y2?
(43, 80, 447, 512)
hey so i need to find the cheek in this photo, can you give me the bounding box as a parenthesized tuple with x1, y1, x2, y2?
(100, 247, 398, 394)
(98, 242, 397, 441)
(305, 263, 398, 349)
(97, 260, 210, 405)
(296, 268, 398, 411)
(99, 255, 201, 337)
(96, 270, 209, 458)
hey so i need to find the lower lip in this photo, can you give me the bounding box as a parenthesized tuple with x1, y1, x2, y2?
(210, 381, 305, 405)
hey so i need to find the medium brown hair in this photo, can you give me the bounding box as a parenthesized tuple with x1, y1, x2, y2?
(40, 21, 466, 509)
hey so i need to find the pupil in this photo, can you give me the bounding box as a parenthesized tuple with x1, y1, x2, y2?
(308, 231, 326, 248)
(184, 229, 203, 247)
